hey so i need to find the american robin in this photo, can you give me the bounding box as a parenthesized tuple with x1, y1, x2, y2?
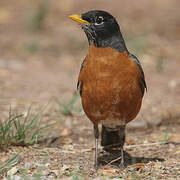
(69, 10, 147, 170)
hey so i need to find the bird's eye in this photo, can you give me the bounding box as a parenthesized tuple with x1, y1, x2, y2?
(95, 16, 104, 25)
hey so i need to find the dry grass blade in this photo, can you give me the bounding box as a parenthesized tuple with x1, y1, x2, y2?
(106, 156, 122, 166)
(125, 141, 167, 149)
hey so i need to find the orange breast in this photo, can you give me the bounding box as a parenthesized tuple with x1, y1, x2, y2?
(79, 44, 143, 126)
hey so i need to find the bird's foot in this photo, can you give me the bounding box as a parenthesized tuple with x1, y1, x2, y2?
(119, 159, 124, 169)
(119, 147, 125, 169)
(94, 162, 99, 171)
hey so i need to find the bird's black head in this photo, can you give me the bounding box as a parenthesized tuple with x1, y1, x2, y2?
(69, 10, 127, 52)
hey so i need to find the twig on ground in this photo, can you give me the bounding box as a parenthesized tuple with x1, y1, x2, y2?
(125, 141, 167, 149)
(106, 157, 122, 166)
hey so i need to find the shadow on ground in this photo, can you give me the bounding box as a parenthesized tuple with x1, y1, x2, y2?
(98, 150, 164, 168)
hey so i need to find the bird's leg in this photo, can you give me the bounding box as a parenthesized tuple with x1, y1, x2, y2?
(120, 147, 124, 167)
(93, 124, 99, 170)
(118, 125, 126, 168)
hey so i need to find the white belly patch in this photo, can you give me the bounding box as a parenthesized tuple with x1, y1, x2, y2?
(101, 116, 126, 129)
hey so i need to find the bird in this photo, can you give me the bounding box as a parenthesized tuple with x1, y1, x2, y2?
(69, 10, 147, 170)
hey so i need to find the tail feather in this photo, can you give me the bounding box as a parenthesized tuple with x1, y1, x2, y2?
(101, 125, 126, 148)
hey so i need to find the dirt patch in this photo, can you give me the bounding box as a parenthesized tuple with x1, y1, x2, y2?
(0, 0, 180, 179)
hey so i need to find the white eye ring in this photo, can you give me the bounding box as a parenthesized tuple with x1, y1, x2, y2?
(94, 16, 104, 25)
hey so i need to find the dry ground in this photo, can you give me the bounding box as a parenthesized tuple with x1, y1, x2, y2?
(0, 0, 180, 179)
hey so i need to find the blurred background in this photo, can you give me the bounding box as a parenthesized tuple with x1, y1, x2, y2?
(0, 0, 180, 178)
(0, 0, 179, 125)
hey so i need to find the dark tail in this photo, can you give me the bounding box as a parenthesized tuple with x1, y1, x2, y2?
(101, 125, 126, 149)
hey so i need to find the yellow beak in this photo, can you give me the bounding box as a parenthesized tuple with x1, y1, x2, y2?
(69, 14, 89, 24)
